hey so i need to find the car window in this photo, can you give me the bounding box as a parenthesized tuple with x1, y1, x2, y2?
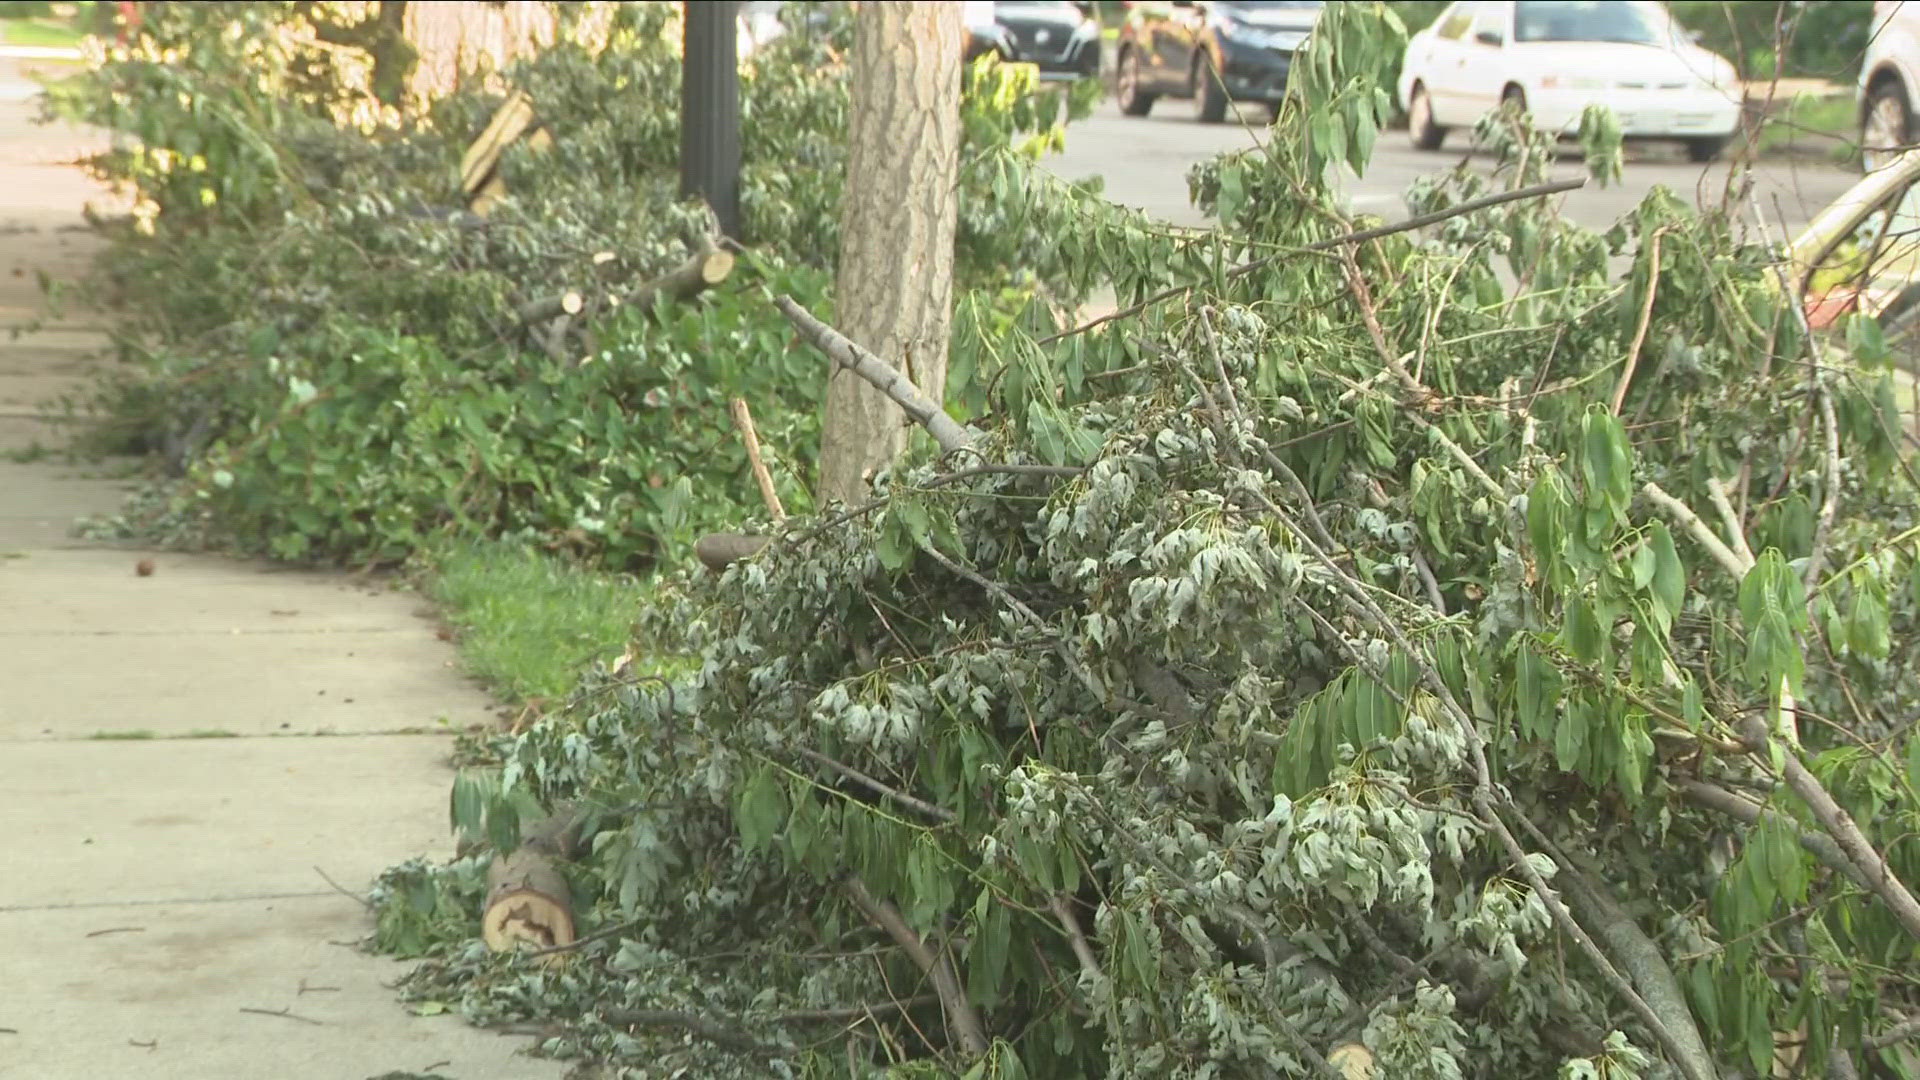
(1513, 0, 1665, 45)
(1804, 182, 1920, 368)
(1471, 4, 1505, 40)
(1434, 4, 1476, 40)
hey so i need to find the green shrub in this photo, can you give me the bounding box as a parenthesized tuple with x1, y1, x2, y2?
(54, 1, 1112, 569)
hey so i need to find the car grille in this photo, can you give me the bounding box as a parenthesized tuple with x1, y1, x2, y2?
(1007, 25, 1075, 62)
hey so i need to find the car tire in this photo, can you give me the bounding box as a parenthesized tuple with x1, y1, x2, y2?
(1408, 83, 1445, 150)
(1684, 136, 1727, 163)
(1117, 47, 1155, 117)
(1501, 84, 1528, 114)
(1863, 79, 1913, 172)
(1193, 54, 1228, 124)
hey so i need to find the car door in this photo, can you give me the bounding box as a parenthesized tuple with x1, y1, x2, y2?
(1417, 3, 1478, 125)
(1455, 1, 1513, 119)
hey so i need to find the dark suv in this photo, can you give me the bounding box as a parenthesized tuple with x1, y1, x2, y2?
(966, 1, 1104, 83)
(1115, 0, 1324, 121)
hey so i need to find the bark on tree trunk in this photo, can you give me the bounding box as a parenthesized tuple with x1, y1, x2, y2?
(402, 0, 556, 103)
(815, 1, 963, 506)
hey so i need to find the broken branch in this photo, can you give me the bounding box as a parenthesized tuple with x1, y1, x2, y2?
(730, 397, 786, 522)
(843, 878, 988, 1057)
(774, 295, 976, 454)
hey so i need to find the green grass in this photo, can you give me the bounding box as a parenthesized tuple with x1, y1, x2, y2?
(424, 540, 651, 705)
(1754, 92, 1857, 166)
(0, 17, 85, 50)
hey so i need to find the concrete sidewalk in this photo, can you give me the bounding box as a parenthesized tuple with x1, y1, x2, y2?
(0, 68, 564, 1079)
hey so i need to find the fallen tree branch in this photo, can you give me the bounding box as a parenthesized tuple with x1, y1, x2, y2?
(1737, 714, 1920, 944)
(730, 397, 786, 522)
(774, 296, 976, 454)
(1642, 480, 1753, 579)
(694, 532, 770, 571)
(1049, 894, 1102, 982)
(1039, 177, 1588, 346)
(1677, 778, 1874, 892)
(518, 242, 734, 324)
(843, 878, 989, 1057)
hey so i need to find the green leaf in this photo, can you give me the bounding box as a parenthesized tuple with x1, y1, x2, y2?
(1555, 696, 1590, 773)
(1527, 471, 1567, 564)
(1514, 640, 1559, 742)
(1561, 596, 1604, 661)
(1648, 520, 1685, 632)
(735, 766, 786, 852)
(968, 891, 1012, 1004)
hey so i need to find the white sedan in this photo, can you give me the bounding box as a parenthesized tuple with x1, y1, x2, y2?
(1397, 0, 1743, 162)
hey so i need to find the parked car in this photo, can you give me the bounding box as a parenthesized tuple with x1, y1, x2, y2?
(965, 1, 1103, 83)
(1115, 0, 1325, 123)
(1397, 0, 1741, 162)
(1860, 0, 1920, 172)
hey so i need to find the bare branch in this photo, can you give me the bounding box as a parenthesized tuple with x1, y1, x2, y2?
(730, 397, 787, 522)
(1705, 476, 1756, 569)
(1642, 481, 1753, 579)
(1804, 382, 1842, 596)
(774, 295, 975, 454)
(1677, 778, 1874, 892)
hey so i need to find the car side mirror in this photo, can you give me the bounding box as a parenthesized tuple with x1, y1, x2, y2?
(1474, 29, 1504, 46)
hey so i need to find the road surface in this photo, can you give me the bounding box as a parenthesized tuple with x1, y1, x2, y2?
(1044, 98, 1862, 242)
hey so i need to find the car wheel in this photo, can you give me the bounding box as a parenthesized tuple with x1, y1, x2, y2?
(1193, 54, 1228, 124)
(1684, 136, 1727, 163)
(1117, 47, 1155, 117)
(1408, 83, 1446, 150)
(1501, 84, 1528, 114)
(1863, 80, 1913, 172)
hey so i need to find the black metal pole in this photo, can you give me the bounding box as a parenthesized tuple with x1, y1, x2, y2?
(681, 1, 742, 239)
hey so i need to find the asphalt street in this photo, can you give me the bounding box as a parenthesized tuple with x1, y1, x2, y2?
(1043, 97, 1863, 242)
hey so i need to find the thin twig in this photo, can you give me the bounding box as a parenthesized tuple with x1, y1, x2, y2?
(84, 926, 144, 938)
(1038, 178, 1587, 345)
(1869, 1013, 1920, 1050)
(843, 878, 989, 1056)
(1611, 228, 1666, 414)
(313, 865, 373, 911)
(795, 746, 954, 823)
(239, 1007, 324, 1026)
(730, 397, 787, 522)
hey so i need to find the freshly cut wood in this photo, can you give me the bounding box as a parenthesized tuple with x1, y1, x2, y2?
(694, 532, 769, 571)
(623, 243, 735, 311)
(517, 243, 734, 328)
(515, 289, 584, 323)
(480, 804, 582, 965)
(730, 398, 786, 522)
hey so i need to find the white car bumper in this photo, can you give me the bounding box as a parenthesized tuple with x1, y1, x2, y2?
(1528, 86, 1741, 139)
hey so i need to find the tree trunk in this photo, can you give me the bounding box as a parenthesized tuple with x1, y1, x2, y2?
(402, 0, 557, 103)
(815, 1, 963, 506)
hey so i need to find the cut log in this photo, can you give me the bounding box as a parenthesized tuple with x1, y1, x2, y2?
(515, 289, 584, 323)
(623, 243, 734, 311)
(694, 532, 769, 571)
(516, 243, 734, 329)
(480, 804, 582, 965)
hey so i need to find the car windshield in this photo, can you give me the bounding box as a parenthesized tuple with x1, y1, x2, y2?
(1513, 0, 1668, 45)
